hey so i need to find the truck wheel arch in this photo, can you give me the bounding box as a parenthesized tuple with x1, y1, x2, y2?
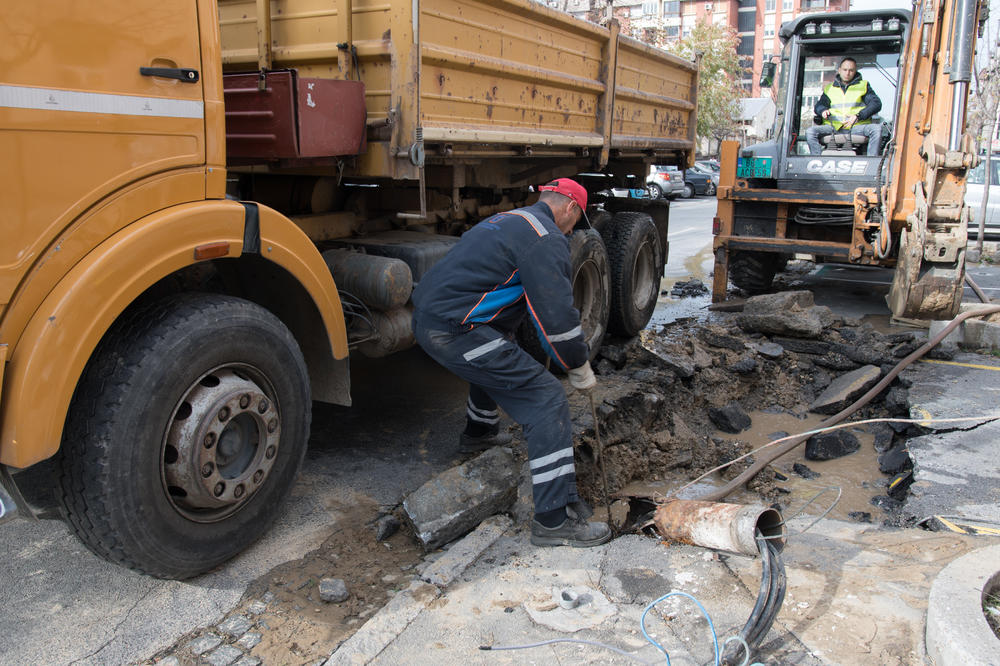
(0, 201, 348, 470)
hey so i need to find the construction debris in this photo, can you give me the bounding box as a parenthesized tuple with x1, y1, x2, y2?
(403, 446, 518, 550)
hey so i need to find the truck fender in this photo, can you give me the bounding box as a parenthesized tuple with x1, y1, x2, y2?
(0, 200, 348, 469)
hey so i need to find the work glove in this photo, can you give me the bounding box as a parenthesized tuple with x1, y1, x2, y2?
(567, 362, 596, 392)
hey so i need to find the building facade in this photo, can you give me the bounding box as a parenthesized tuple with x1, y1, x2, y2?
(560, 0, 847, 97)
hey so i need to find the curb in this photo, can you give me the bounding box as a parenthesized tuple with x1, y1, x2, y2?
(323, 515, 513, 665)
(925, 543, 1000, 665)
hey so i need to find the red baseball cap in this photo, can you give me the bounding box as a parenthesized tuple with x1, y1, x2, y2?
(539, 178, 590, 228)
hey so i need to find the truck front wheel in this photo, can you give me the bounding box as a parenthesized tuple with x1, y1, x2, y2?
(58, 293, 311, 579)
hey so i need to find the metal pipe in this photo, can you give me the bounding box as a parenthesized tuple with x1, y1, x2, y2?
(653, 500, 785, 557)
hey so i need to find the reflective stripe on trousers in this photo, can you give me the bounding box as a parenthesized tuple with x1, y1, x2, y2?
(412, 315, 579, 512)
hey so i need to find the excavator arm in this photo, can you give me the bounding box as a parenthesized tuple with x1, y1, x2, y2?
(886, 0, 985, 319)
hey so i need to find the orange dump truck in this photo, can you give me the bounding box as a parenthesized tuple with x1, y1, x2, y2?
(0, 0, 696, 577)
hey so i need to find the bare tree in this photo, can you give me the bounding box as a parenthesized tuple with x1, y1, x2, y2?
(967, 12, 1000, 255)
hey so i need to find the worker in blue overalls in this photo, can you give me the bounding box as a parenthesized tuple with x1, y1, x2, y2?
(412, 178, 611, 548)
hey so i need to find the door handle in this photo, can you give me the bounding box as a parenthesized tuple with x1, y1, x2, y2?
(139, 67, 199, 83)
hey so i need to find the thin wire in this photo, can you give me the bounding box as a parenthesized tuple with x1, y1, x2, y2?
(668, 414, 1000, 500)
(481, 637, 653, 664)
(774, 485, 843, 538)
(641, 591, 720, 665)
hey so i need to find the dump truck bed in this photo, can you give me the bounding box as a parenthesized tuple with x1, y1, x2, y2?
(218, 0, 697, 179)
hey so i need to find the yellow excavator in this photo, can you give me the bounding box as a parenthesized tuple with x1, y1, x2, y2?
(712, 0, 985, 320)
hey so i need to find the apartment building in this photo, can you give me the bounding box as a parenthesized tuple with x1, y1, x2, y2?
(561, 0, 847, 96)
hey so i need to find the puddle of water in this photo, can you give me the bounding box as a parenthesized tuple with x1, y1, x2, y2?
(622, 411, 889, 524)
(649, 242, 716, 328)
(647, 292, 712, 328)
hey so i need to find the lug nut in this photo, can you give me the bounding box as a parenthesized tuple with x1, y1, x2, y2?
(267, 418, 278, 433)
(265, 445, 276, 460)
(257, 398, 270, 414)
(218, 406, 230, 421)
(204, 432, 216, 448)
(253, 470, 264, 484)
(234, 484, 245, 499)
(201, 463, 214, 478)
(239, 394, 251, 409)
(214, 482, 225, 497)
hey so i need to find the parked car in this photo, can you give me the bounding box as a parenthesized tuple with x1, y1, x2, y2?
(689, 164, 719, 190)
(682, 168, 715, 198)
(646, 165, 685, 199)
(695, 159, 720, 173)
(965, 156, 1000, 239)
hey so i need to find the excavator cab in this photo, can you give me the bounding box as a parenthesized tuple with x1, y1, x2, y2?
(745, 10, 910, 192)
(789, 50, 897, 158)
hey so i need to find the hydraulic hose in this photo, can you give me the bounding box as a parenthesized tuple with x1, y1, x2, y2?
(698, 304, 1000, 502)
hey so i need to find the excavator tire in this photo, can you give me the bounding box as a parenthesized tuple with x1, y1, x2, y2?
(730, 250, 780, 294)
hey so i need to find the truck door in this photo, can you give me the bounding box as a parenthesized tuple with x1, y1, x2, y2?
(0, 0, 206, 307)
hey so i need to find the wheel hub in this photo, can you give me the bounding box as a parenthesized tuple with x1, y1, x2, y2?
(163, 368, 280, 519)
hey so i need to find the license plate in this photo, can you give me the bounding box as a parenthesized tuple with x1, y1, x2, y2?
(737, 157, 772, 178)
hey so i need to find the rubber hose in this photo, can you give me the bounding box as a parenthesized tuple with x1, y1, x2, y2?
(966, 274, 991, 304)
(698, 304, 1000, 502)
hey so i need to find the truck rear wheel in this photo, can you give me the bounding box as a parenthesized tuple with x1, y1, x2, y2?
(729, 251, 780, 294)
(57, 293, 310, 579)
(605, 212, 662, 336)
(518, 229, 609, 365)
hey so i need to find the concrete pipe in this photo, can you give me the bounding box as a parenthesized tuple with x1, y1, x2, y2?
(653, 500, 785, 557)
(322, 249, 413, 311)
(357, 307, 415, 358)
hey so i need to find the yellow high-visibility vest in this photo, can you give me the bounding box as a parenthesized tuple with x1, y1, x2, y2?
(824, 79, 871, 130)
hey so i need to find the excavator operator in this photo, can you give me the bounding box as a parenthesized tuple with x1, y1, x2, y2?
(806, 57, 883, 156)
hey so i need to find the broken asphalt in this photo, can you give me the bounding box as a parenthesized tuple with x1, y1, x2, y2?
(326, 262, 1000, 666)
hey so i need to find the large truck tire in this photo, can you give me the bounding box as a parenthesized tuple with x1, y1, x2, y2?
(730, 250, 780, 294)
(518, 229, 609, 367)
(57, 293, 311, 579)
(604, 212, 662, 337)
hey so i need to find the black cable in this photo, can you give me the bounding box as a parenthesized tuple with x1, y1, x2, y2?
(748, 540, 786, 649)
(721, 531, 773, 665)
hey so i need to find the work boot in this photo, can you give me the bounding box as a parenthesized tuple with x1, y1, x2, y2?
(530, 504, 612, 548)
(458, 428, 513, 453)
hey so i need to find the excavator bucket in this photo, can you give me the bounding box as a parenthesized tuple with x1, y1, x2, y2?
(888, 223, 967, 320)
